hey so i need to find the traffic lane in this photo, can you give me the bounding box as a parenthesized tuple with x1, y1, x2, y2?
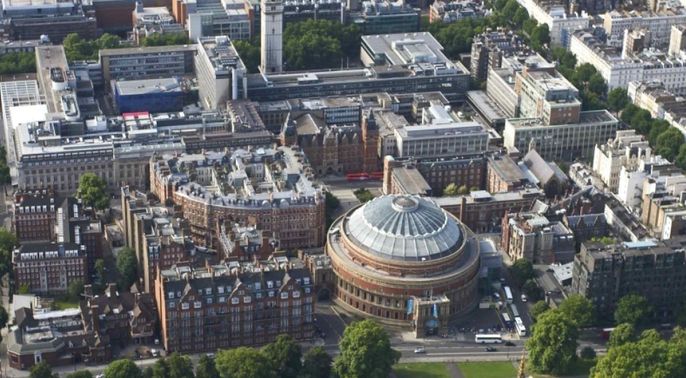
(314, 304, 348, 344)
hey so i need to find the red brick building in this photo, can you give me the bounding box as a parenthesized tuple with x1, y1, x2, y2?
(155, 262, 315, 353)
(327, 195, 481, 337)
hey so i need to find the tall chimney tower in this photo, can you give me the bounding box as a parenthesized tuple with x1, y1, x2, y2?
(260, 0, 284, 73)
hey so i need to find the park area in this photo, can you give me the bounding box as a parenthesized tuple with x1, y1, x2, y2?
(393, 362, 518, 378)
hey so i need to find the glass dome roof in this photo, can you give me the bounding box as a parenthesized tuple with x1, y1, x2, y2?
(346, 195, 462, 261)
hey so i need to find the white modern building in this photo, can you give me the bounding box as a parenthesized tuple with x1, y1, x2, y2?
(503, 110, 618, 161)
(394, 121, 489, 159)
(592, 130, 651, 192)
(195, 36, 247, 110)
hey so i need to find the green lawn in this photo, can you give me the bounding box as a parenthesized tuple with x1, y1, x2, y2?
(53, 298, 79, 310)
(459, 362, 518, 378)
(394, 363, 451, 378)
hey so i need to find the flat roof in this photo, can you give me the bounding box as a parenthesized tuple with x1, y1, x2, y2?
(115, 78, 181, 96)
(362, 32, 450, 66)
(99, 44, 197, 57)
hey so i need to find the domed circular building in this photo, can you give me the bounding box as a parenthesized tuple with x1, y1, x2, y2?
(327, 195, 480, 337)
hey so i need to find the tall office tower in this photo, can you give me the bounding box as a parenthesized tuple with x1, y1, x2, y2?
(260, 0, 283, 73)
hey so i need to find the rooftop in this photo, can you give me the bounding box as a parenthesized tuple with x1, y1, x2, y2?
(115, 78, 181, 96)
(346, 195, 463, 261)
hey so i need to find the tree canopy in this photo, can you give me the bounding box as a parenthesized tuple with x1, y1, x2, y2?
(195, 355, 219, 378)
(608, 322, 635, 347)
(0, 227, 17, 279)
(77, 172, 109, 210)
(104, 359, 143, 378)
(592, 327, 686, 377)
(614, 294, 652, 326)
(333, 319, 400, 378)
(526, 309, 579, 375)
(0, 52, 36, 75)
(558, 294, 595, 328)
(509, 259, 535, 286)
(262, 335, 302, 378)
(215, 347, 276, 378)
(66, 371, 93, 378)
(522, 279, 543, 301)
(530, 300, 550, 322)
(141, 33, 190, 47)
(301, 346, 332, 378)
(116, 247, 138, 290)
(607, 88, 629, 112)
(154, 353, 195, 378)
(29, 362, 58, 378)
(64, 33, 122, 61)
(233, 39, 260, 73)
(283, 20, 360, 70)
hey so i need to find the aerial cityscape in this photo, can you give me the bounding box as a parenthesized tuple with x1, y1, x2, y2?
(0, 0, 684, 376)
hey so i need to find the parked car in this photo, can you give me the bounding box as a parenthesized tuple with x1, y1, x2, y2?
(414, 347, 426, 354)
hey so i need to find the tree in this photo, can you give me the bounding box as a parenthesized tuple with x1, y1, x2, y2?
(0, 227, 17, 277)
(443, 183, 460, 196)
(94, 258, 106, 288)
(530, 24, 550, 52)
(300, 347, 332, 378)
(104, 359, 143, 378)
(526, 309, 579, 375)
(196, 355, 219, 378)
(282, 20, 360, 70)
(501, 0, 521, 18)
(620, 103, 640, 124)
(325, 192, 340, 210)
(18, 283, 30, 294)
(67, 279, 84, 302)
(29, 362, 58, 378)
(97, 33, 121, 49)
(522, 279, 543, 301)
(509, 259, 534, 286)
(150, 354, 193, 378)
(141, 33, 190, 47)
(233, 40, 260, 73)
(588, 73, 607, 95)
(116, 247, 138, 290)
(0, 227, 17, 252)
(66, 371, 93, 378)
(675, 144, 686, 170)
(0, 304, 8, 330)
(655, 128, 684, 161)
(608, 323, 635, 347)
(615, 294, 652, 326)
(262, 334, 302, 378)
(333, 319, 400, 378)
(530, 301, 549, 322)
(607, 88, 629, 112)
(215, 347, 275, 378)
(592, 328, 686, 378)
(353, 188, 375, 203)
(580, 346, 596, 360)
(522, 18, 538, 36)
(513, 7, 529, 27)
(0, 52, 36, 75)
(552, 47, 576, 71)
(150, 361, 169, 378)
(558, 294, 595, 328)
(77, 172, 109, 210)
